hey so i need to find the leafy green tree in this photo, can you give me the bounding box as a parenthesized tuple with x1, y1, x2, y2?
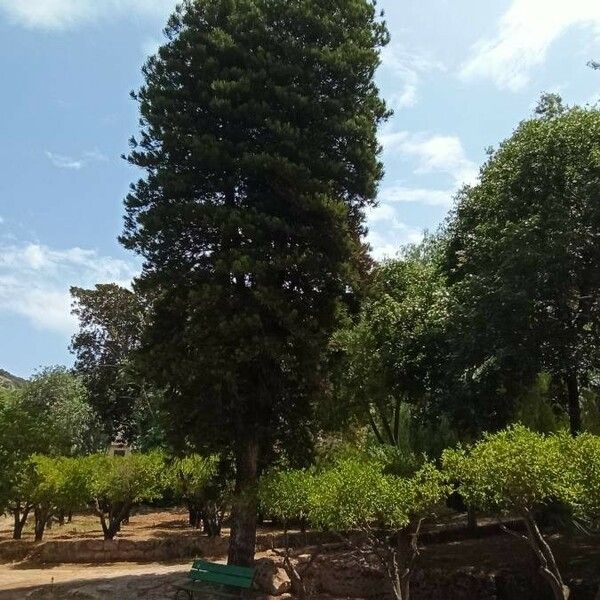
(0, 370, 101, 539)
(259, 469, 319, 598)
(168, 454, 229, 536)
(87, 451, 165, 540)
(444, 100, 600, 435)
(442, 426, 573, 600)
(332, 245, 451, 450)
(121, 0, 388, 565)
(565, 433, 600, 527)
(0, 389, 39, 539)
(71, 284, 157, 442)
(26, 456, 91, 541)
(18, 367, 104, 455)
(309, 457, 447, 600)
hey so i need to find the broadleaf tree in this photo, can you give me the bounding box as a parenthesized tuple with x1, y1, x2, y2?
(121, 0, 389, 565)
(443, 99, 600, 435)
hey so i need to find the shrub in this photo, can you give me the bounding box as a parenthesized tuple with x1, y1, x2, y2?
(443, 425, 572, 600)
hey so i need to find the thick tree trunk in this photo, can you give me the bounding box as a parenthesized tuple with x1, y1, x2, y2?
(565, 370, 582, 437)
(228, 434, 259, 567)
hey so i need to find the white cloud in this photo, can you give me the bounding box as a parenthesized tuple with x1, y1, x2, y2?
(366, 204, 424, 261)
(380, 130, 479, 188)
(46, 149, 108, 170)
(380, 186, 453, 208)
(0, 216, 4, 224)
(0, 0, 176, 30)
(380, 44, 445, 109)
(45, 152, 84, 170)
(0, 243, 137, 334)
(460, 0, 600, 91)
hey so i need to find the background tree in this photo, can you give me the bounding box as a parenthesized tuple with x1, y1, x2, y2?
(121, 0, 388, 565)
(71, 284, 155, 442)
(331, 242, 452, 451)
(87, 451, 165, 540)
(18, 367, 104, 456)
(443, 99, 600, 435)
(168, 454, 229, 536)
(26, 456, 90, 541)
(0, 369, 102, 538)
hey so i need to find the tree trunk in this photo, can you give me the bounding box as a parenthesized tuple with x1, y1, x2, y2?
(34, 506, 50, 542)
(467, 506, 478, 532)
(521, 509, 569, 600)
(13, 505, 29, 540)
(565, 370, 582, 437)
(227, 433, 259, 566)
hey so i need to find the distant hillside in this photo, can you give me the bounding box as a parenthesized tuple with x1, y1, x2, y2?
(0, 369, 26, 389)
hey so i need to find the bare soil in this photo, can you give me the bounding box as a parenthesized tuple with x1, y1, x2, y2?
(0, 509, 598, 599)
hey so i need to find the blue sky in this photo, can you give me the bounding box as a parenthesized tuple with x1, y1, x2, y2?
(1, 0, 600, 377)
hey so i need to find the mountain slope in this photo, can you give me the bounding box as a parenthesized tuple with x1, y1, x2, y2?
(0, 369, 26, 389)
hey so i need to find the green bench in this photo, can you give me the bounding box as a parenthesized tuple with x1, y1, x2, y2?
(174, 559, 256, 599)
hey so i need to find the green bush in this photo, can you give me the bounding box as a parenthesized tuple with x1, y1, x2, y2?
(443, 425, 572, 600)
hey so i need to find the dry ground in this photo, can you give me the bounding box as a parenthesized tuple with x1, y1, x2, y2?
(0, 509, 599, 599)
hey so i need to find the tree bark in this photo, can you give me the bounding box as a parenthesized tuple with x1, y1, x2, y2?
(521, 509, 569, 600)
(467, 506, 478, 532)
(227, 433, 259, 566)
(13, 504, 30, 540)
(33, 505, 51, 542)
(565, 370, 582, 437)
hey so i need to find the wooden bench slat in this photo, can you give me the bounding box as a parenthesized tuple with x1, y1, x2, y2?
(192, 560, 255, 580)
(189, 569, 254, 589)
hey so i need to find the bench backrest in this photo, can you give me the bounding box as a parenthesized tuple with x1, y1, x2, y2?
(189, 560, 255, 589)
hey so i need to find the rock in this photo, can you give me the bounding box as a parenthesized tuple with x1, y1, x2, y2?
(254, 558, 292, 596)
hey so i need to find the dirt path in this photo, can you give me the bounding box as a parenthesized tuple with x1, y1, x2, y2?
(0, 562, 192, 599)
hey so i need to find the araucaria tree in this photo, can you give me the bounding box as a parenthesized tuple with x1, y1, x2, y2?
(121, 0, 388, 565)
(444, 99, 600, 436)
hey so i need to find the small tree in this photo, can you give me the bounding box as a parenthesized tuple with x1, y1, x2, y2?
(259, 469, 319, 598)
(87, 451, 165, 540)
(566, 433, 600, 528)
(27, 456, 90, 541)
(442, 426, 573, 600)
(168, 454, 225, 535)
(310, 458, 447, 600)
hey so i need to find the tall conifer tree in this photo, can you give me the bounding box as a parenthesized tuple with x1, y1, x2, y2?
(122, 0, 388, 564)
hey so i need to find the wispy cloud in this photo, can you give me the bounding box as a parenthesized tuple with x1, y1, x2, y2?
(380, 43, 446, 109)
(0, 0, 176, 30)
(380, 130, 479, 188)
(460, 0, 600, 91)
(380, 186, 453, 208)
(0, 242, 138, 334)
(365, 203, 424, 261)
(45, 149, 108, 170)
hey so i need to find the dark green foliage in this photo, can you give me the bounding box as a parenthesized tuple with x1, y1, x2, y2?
(121, 0, 388, 564)
(330, 239, 459, 455)
(71, 284, 153, 441)
(443, 99, 600, 435)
